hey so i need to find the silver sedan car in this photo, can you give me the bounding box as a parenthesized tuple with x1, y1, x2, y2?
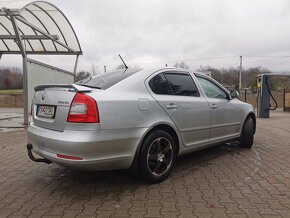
(27, 67, 256, 183)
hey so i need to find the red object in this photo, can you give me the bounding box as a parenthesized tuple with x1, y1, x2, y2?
(57, 154, 83, 160)
(67, 93, 99, 123)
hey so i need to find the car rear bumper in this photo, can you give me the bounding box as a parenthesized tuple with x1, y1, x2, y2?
(27, 123, 147, 171)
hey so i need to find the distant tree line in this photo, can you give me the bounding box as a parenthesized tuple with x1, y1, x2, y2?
(0, 67, 23, 89)
(1, 63, 289, 91)
(173, 62, 290, 91)
(75, 70, 91, 82)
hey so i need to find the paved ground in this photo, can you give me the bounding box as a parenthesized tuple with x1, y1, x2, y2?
(0, 110, 290, 218)
(0, 108, 28, 131)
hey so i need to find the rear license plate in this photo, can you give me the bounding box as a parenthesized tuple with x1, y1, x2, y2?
(36, 105, 56, 119)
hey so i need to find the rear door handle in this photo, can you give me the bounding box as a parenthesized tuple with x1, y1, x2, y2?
(210, 104, 218, 109)
(166, 103, 178, 110)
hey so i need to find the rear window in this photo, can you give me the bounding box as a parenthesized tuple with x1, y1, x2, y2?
(77, 68, 143, 89)
(149, 73, 171, 95)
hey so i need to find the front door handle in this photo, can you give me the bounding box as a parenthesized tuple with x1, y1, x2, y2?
(166, 103, 178, 110)
(210, 104, 218, 109)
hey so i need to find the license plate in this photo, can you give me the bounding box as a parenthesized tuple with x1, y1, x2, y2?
(36, 105, 56, 119)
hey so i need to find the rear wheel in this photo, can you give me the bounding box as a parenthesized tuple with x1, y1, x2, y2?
(240, 117, 254, 148)
(140, 130, 176, 183)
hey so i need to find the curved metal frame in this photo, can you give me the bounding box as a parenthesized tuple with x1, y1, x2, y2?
(0, 1, 83, 125)
(0, 1, 82, 54)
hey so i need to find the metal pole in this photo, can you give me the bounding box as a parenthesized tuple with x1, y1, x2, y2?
(22, 56, 29, 125)
(73, 55, 79, 82)
(239, 56, 242, 91)
(104, 66, 106, 73)
(283, 89, 285, 111)
(10, 14, 29, 125)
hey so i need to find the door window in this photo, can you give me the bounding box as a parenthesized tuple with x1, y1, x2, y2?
(196, 77, 227, 99)
(149, 72, 200, 97)
(164, 73, 200, 97)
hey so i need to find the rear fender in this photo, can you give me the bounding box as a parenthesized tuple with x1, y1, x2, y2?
(130, 122, 183, 172)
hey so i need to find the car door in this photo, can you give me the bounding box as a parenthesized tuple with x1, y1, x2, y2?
(147, 70, 211, 147)
(195, 75, 242, 141)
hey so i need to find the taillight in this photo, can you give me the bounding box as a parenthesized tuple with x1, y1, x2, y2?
(67, 93, 99, 123)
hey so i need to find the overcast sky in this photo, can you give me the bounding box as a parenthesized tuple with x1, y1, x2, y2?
(1, 0, 290, 73)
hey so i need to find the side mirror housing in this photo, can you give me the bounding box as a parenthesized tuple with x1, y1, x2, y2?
(230, 90, 239, 99)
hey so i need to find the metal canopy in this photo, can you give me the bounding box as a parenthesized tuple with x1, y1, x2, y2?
(0, 1, 83, 125)
(0, 1, 82, 55)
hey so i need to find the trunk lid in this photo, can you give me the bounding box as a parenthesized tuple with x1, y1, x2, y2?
(32, 84, 93, 131)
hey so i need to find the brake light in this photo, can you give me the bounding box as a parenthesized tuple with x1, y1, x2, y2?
(67, 93, 99, 123)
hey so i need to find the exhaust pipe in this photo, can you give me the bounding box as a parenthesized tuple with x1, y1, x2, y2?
(27, 144, 52, 164)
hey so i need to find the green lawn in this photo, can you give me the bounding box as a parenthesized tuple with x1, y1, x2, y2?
(0, 89, 23, 94)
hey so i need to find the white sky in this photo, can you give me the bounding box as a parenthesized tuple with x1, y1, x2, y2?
(1, 0, 290, 73)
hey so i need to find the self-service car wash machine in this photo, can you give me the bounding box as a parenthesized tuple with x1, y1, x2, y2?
(257, 74, 274, 118)
(256, 73, 290, 118)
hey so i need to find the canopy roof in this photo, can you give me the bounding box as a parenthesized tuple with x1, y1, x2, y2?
(0, 1, 82, 55)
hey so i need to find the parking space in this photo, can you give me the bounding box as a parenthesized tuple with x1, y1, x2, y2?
(0, 110, 290, 217)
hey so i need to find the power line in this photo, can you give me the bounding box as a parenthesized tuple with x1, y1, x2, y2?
(243, 56, 290, 64)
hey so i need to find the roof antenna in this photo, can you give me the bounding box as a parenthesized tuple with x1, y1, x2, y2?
(118, 54, 128, 69)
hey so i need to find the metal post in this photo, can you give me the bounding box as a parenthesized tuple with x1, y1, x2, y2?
(244, 88, 247, 103)
(239, 56, 242, 90)
(22, 56, 29, 125)
(104, 66, 106, 73)
(10, 14, 29, 125)
(283, 89, 285, 111)
(73, 54, 79, 82)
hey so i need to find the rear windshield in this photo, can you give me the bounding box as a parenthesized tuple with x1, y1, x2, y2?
(77, 68, 143, 89)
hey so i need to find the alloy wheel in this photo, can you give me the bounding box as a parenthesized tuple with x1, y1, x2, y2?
(146, 137, 173, 176)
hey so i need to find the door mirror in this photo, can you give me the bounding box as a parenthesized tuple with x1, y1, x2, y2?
(230, 90, 239, 99)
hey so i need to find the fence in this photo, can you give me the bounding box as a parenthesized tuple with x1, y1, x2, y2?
(0, 90, 286, 109)
(239, 90, 284, 108)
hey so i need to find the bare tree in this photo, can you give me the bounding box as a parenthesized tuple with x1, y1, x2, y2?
(90, 63, 98, 76)
(75, 71, 91, 82)
(0, 67, 23, 89)
(115, 64, 126, 70)
(173, 62, 189, 69)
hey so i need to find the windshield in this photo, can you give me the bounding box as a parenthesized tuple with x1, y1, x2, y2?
(76, 68, 143, 89)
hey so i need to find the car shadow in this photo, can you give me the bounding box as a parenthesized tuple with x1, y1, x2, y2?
(44, 142, 241, 183)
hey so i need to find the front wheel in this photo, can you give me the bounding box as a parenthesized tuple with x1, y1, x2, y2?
(240, 117, 254, 148)
(140, 130, 177, 183)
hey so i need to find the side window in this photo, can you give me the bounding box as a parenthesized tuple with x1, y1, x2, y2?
(165, 73, 200, 97)
(149, 73, 171, 95)
(196, 76, 227, 99)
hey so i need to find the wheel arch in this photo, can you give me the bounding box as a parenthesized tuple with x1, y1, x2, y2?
(245, 112, 256, 134)
(130, 123, 180, 172)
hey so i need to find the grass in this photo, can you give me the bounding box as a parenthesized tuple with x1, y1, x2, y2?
(0, 89, 23, 94)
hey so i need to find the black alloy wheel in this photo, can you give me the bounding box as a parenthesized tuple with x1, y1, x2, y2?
(140, 130, 176, 183)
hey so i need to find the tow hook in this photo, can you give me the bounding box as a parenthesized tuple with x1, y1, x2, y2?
(27, 144, 52, 164)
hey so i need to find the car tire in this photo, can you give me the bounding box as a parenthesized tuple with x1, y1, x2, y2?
(140, 130, 177, 183)
(239, 117, 254, 148)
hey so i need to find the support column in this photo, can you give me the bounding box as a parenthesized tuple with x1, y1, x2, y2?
(73, 55, 79, 82)
(23, 56, 29, 125)
(10, 14, 29, 125)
